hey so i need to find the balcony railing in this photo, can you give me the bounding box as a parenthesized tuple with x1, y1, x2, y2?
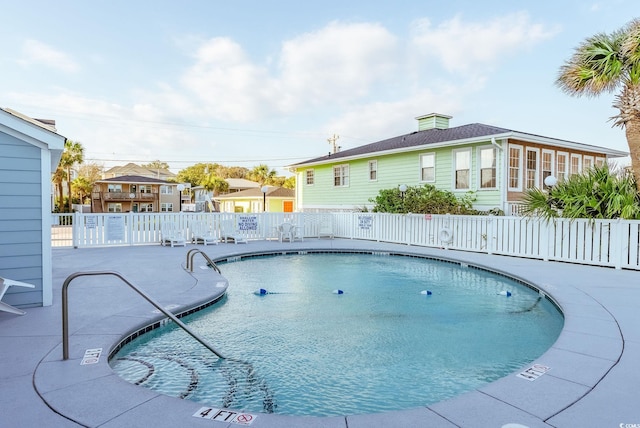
(92, 191, 159, 201)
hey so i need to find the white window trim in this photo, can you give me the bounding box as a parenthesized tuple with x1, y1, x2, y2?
(542, 149, 555, 184)
(556, 151, 569, 182)
(333, 164, 350, 187)
(452, 148, 472, 190)
(420, 152, 436, 183)
(595, 156, 606, 167)
(305, 169, 315, 186)
(570, 153, 582, 176)
(583, 155, 595, 170)
(477, 146, 497, 190)
(525, 147, 540, 190)
(368, 160, 378, 182)
(160, 185, 173, 195)
(508, 144, 523, 192)
(161, 203, 174, 212)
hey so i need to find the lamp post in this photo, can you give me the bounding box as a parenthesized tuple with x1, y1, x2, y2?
(177, 184, 185, 212)
(398, 184, 407, 212)
(544, 175, 558, 188)
(261, 185, 268, 212)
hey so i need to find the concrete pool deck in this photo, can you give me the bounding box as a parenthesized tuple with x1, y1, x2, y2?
(1, 239, 639, 427)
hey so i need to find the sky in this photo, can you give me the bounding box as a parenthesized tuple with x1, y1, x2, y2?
(2, 1, 639, 175)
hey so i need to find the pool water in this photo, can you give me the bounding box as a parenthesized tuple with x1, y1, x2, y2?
(110, 253, 564, 417)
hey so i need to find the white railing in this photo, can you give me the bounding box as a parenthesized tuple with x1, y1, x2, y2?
(51, 212, 640, 271)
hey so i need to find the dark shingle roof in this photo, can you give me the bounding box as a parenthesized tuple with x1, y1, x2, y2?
(96, 175, 173, 184)
(292, 123, 511, 166)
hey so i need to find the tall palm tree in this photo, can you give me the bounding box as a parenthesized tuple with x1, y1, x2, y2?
(56, 140, 84, 212)
(556, 18, 640, 190)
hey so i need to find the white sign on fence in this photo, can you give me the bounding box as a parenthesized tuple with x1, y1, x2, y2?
(238, 215, 258, 231)
(85, 215, 97, 229)
(106, 215, 125, 241)
(358, 215, 373, 230)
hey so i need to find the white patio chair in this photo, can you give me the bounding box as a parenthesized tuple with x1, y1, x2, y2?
(160, 221, 186, 247)
(278, 222, 294, 242)
(318, 217, 334, 239)
(220, 220, 248, 244)
(190, 221, 219, 246)
(0, 277, 35, 315)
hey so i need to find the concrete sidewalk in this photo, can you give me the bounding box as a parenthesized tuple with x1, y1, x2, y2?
(1, 239, 639, 427)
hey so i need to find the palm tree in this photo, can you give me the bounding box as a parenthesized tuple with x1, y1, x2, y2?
(521, 165, 640, 220)
(248, 164, 276, 185)
(556, 18, 640, 190)
(54, 140, 84, 212)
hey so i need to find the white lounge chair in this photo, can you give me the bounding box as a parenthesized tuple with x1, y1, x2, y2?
(0, 277, 35, 315)
(220, 220, 248, 244)
(318, 217, 334, 239)
(160, 221, 186, 247)
(190, 221, 219, 246)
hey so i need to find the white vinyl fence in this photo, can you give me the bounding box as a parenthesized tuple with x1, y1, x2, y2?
(51, 212, 640, 271)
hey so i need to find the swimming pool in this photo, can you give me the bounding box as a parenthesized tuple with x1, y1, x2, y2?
(110, 252, 563, 417)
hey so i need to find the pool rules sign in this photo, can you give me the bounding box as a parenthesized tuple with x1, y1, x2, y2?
(193, 407, 256, 425)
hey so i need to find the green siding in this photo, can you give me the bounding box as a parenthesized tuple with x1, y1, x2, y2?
(298, 140, 505, 211)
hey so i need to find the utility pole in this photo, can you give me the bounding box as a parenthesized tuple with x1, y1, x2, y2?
(328, 134, 340, 154)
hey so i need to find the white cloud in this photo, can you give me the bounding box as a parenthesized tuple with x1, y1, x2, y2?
(178, 21, 399, 122)
(19, 39, 80, 72)
(410, 12, 559, 73)
(278, 21, 399, 108)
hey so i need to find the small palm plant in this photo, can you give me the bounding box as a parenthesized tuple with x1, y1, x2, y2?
(521, 165, 640, 220)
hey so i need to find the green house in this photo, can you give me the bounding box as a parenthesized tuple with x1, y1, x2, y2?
(289, 113, 628, 214)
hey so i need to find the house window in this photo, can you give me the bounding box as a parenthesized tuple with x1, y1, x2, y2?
(595, 157, 606, 167)
(160, 185, 172, 194)
(305, 170, 314, 185)
(139, 185, 152, 194)
(333, 164, 349, 187)
(570, 154, 581, 177)
(161, 203, 173, 212)
(107, 203, 122, 212)
(454, 149, 471, 190)
(368, 160, 377, 181)
(542, 150, 554, 187)
(526, 148, 539, 189)
(136, 203, 153, 212)
(557, 152, 568, 182)
(108, 184, 122, 192)
(479, 147, 496, 189)
(508, 145, 522, 190)
(583, 155, 594, 170)
(420, 153, 435, 182)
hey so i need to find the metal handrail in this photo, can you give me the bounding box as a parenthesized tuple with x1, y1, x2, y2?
(185, 248, 221, 273)
(61, 271, 225, 360)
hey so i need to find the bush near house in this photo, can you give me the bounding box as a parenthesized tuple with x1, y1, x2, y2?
(370, 184, 479, 214)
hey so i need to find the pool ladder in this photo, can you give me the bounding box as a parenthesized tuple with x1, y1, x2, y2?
(185, 248, 221, 273)
(61, 270, 226, 361)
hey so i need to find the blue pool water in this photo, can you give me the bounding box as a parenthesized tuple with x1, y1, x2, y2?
(110, 253, 564, 417)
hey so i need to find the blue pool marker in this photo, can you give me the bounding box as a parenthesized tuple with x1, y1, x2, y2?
(333, 289, 344, 294)
(420, 290, 432, 295)
(254, 288, 269, 295)
(498, 290, 512, 297)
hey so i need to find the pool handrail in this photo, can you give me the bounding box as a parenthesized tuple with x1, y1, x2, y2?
(185, 248, 221, 273)
(61, 270, 226, 360)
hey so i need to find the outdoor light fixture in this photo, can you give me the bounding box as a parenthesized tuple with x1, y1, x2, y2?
(177, 184, 185, 212)
(544, 175, 558, 188)
(399, 184, 407, 197)
(261, 185, 268, 212)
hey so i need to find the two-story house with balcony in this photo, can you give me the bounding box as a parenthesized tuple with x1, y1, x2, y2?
(91, 175, 188, 213)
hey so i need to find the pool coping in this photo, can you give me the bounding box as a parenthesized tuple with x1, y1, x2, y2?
(2, 239, 638, 427)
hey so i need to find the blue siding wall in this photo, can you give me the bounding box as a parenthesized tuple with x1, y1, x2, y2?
(0, 134, 43, 307)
